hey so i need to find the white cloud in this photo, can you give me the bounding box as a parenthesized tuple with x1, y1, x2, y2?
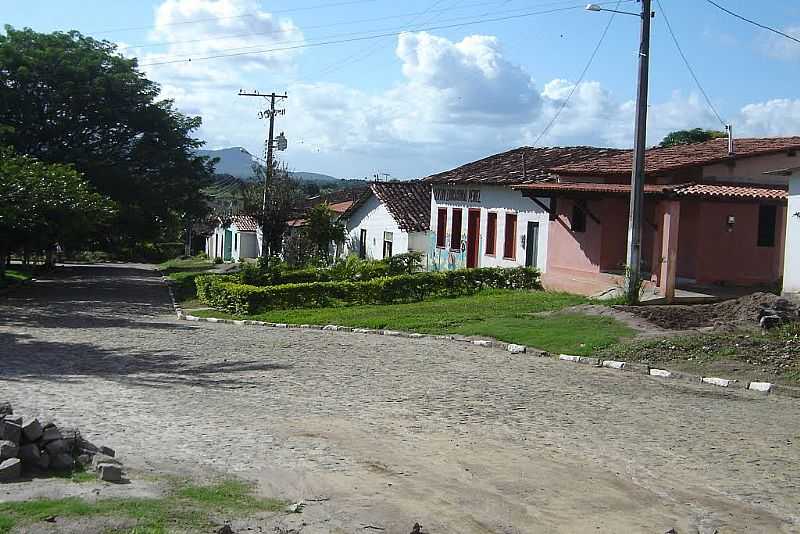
(761, 26, 800, 61)
(738, 99, 800, 137)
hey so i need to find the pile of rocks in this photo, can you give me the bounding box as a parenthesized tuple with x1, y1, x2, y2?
(0, 402, 124, 483)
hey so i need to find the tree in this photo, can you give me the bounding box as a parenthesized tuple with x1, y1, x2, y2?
(0, 147, 115, 275)
(303, 203, 347, 265)
(659, 128, 727, 148)
(0, 26, 215, 250)
(239, 164, 304, 259)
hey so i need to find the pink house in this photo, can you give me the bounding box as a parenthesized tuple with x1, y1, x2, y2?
(514, 137, 797, 297)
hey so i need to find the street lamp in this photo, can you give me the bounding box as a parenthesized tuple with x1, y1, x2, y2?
(587, 0, 653, 304)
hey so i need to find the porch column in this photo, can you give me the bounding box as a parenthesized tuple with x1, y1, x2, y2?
(659, 200, 680, 302)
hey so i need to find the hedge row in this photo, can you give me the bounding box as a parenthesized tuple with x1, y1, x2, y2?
(196, 267, 541, 315)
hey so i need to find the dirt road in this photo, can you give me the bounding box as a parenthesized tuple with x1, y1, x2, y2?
(1, 265, 798, 533)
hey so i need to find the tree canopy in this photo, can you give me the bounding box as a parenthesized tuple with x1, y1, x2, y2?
(659, 128, 727, 148)
(0, 147, 115, 271)
(0, 25, 215, 249)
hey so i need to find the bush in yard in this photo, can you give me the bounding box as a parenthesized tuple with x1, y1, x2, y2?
(384, 251, 424, 275)
(196, 267, 540, 314)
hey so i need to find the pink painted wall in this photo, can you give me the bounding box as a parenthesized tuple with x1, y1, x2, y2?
(693, 202, 786, 285)
(599, 197, 628, 271)
(547, 198, 603, 274)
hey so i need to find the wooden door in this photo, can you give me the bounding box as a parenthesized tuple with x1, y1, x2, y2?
(467, 209, 481, 268)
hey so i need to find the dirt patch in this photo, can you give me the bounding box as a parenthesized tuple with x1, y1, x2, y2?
(617, 292, 799, 331)
(566, 304, 679, 337)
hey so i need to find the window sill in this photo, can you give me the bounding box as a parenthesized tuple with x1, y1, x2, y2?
(503, 256, 516, 261)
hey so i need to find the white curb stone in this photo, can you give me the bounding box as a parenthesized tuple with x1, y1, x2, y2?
(602, 360, 626, 370)
(408, 333, 425, 338)
(382, 330, 402, 336)
(233, 320, 246, 326)
(748, 381, 773, 393)
(507, 344, 526, 354)
(702, 377, 734, 387)
(472, 340, 492, 347)
(649, 368, 672, 378)
(322, 325, 339, 331)
(559, 354, 581, 363)
(275, 323, 288, 328)
(205, 317, 220, 323)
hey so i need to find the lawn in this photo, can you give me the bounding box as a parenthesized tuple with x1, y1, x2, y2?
(0, 479, 284, 534)
(158, 257, 217, 302)
(191, 289, 636, 355)
(596, 322, 800, 385)
(0, 268, 33, 290)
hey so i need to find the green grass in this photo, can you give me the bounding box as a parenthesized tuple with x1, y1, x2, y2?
(0, 268, 33, 289)
(0, 479, 284, 534)
(157, 257, 216, 302)
(192, 289, 636, 355)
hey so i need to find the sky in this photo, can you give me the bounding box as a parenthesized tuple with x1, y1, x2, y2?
(4, 0, 800, 179)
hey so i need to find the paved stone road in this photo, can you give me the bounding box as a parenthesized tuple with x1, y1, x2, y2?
(1, 265, 799, 533)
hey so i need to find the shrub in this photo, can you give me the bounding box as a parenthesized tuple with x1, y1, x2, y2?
(197, 267, 541, 315)
(384, 251, 424, 275)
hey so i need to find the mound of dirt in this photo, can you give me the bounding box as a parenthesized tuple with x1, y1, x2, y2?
(617, 292, 799, 331)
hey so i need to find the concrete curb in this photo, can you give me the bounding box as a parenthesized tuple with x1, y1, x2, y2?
(157, 273, 799, 400)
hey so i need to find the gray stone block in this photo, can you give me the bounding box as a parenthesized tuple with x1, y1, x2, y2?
(92, 453, 121, 469)
(50, 452, 74, 471)
(0, 403, 12, 416)
(40, 425, 62, 443)
(37, 452, 51, 470)
(0, 440, 19, 461)
(0, 458, 21, 482)
(98, 463, 123, 482)
(0, 421, 21, 444)
(45, 439, 69, 456)
(21, 418, 43, 442)
(18, 444, 40, 464)
(99, 446, 115, 458)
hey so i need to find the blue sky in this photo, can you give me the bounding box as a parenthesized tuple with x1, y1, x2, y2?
(5, 0, 800, 178)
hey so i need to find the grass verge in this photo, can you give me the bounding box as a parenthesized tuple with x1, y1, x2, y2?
(191, 289, 635, 355)
(157, 257, 216, 302)
(0, 479, 284, 534)
(595, 322, 800, 385)
(0, 268, 33, 290)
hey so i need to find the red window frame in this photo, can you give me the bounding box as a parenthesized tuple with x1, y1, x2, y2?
(485, 212, 497, 255)
(436, 208, 447, 248)
(450, 208, 463, 251)
(503, 213, 517, 260)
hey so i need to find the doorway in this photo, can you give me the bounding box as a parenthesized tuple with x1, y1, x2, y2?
(525, 221, 539, 268)
(466, 209, 481, 268)
(223, 229, 233, 262)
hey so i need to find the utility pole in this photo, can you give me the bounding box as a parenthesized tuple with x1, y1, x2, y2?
(625, 0, 652, 304)
(238, 90, 288, 258)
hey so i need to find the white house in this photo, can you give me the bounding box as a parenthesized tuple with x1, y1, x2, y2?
(783, 171, 800, 297)
(422, 146, 622, 272)
(341, 181, 431, 261)
(205, 215, 260, 262)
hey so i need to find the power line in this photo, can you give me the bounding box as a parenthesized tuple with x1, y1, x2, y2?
(656, 0, 726, 128)
(91, 0, 380, 35)
(530, 1, 620, 147)
(704, 0, 800, 45)
(140, 2, 629, 67)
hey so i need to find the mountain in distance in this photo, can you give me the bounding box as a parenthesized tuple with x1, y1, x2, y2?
(197, 147, 345, 185)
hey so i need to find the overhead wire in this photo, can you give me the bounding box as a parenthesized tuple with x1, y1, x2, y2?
(140, 1, 632, 67)
(656, 0, 726, 128)
(529, 1, 621, 147)
(703, 0, 800, 45)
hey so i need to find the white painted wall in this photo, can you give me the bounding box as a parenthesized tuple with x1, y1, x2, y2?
(344, 195, 408, 260)
(204, 224, 259, 262)
(428, 185, 550, 271)
(784, 175, 800, 296)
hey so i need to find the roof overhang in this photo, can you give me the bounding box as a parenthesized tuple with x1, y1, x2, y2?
(512, 181, 788, 202)
(763, 166, 800, 176)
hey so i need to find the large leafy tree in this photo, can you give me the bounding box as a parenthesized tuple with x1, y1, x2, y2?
(303, 203, 347, 265)
(659, 128, 727, 148)
(0, 148, 115, 274)
(0, 26, 215, 248)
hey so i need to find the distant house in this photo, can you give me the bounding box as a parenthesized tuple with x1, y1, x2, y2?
(423, 147, 622, 272)
(513, 137, 797, 297)
(781, 168, 800, 297)
(341, 181, 431, 261)
(205, 215, 260, 262)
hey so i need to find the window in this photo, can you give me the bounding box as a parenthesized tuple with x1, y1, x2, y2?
(503, 213, 517, 259)
(436, 208, 447, 248)
(359, 229, 367, 259)
(757, 205, 777, 247)
(450, 209, 463, 250)
(571, 202, 587, 233)
(485, 212, 497, 255)
(383, 231, 394, 258)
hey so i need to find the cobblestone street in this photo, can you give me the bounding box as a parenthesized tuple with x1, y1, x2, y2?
(1, 265, 799, 533)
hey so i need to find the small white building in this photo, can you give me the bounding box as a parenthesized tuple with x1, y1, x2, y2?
(205, 215, 260, 262)
(783, 171, 800, 297)
(341, 181, 431, 260)
(423, 146, 621, 271)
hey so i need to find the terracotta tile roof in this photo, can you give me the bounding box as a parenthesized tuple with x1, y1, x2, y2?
(424, 146, 626, 185)
(673, 183, 788, 200)
(228, 215, 259, 232)
(328, 200, 355, 214)
(343, 181, 432, 232)
(513, 181, 788, 201)
(552, 137, 800, 177)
